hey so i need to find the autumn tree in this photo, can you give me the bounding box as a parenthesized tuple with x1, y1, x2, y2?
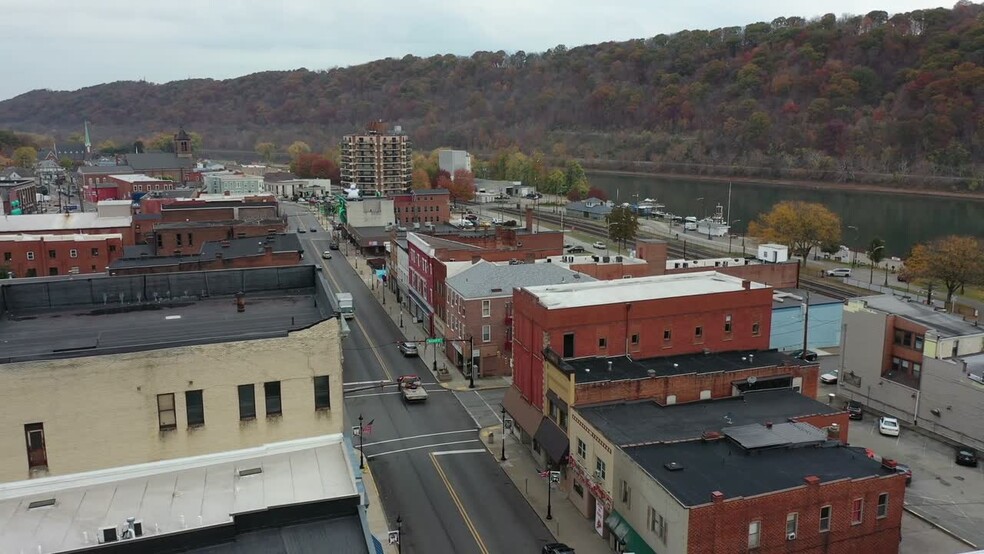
(431, 169, 452, 188)
(286, 141, 311, 162)
(13, 146, 37, 168)
(866, 237, 886, 283)
(449, 169, 476, 203)
(97, 139, 118, 154)
(587, 186, 608, 201)
(411, 168, 431, 190)
(606, 206, 639, 254)
(147, 132, 175, 152)
(905, 235, 984, 305)
(748, 201, 842, 263)
(255, 142, 276, 162)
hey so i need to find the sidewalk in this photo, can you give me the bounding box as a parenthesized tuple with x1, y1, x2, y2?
(479, 424, 610, 554)
(361, 463, 397, 554)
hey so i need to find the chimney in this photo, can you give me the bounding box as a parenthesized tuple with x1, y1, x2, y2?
(803, 475, 820, 487)
(525, 207, 534, 232)
(711, 491, 724, 504)
(741, 279, 751, 290)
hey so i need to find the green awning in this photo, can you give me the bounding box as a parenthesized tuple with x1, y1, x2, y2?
(605, 511, 631, 542)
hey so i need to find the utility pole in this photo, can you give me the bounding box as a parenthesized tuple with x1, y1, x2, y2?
(468, 335, 475, 389)
(500, 405, 507, 461)
(801, 291, 810, 357)
(358, 414, 365, 469)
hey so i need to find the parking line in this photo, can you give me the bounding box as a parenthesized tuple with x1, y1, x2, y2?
(369, 439, 480, 458)
(430, 452, 490, 554)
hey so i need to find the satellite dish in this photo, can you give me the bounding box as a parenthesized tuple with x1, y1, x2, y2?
(747, 376, 758, 385)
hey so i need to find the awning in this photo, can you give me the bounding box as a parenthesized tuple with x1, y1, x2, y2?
(534, 418, 570, 465)
(605, 511, 631, 543)
(502, 386, 543, 436)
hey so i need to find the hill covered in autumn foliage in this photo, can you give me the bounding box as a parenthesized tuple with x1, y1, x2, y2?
(1, 3, 982, 189)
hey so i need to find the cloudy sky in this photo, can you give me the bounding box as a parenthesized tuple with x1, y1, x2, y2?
(0, 0, 947, 101)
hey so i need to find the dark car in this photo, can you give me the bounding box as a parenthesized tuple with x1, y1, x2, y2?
(398, 341, 418, 357)
(566, 246, 586, 254)
(846, 400, 864, 420)
(309, 227, 318, 232)
(956, 448, 979, 467)
(789, 349, 818, 362)
(297, 228, 306, 233)
(329, 241, 339, 250)
(894, 463, 912, 485)
(542, 543, 575, 554)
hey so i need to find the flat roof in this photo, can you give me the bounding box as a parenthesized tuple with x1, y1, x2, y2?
(666, 256, 758, 269)
(0, 435, 362, 553)
(0, 233, 122, 242)
(578, 389, 837, 446)
(561, 348, 808, 383)
(772, 288, 842, 309)
(855, 295, 983, 337)
(108, 173, 170, 183)
(524, 271, 769, 310)
(539, 254, 648, 266)
(0, 213, 132, 232)
(409, 232, 482, 252)
(625, 435, 896, 507)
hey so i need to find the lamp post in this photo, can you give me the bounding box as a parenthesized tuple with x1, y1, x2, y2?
(868, 244, 884, 284)
(399, 307, 404, 328)
(468, 335, 476, 389)
(546, 471, 553, 520)
(500, 405, 507, 461)
(728, 220, 741, 255)
(847, 225, 860, 268)
(396, 515, 403, 554)
(358, 414, 365, 470)
(432, 341, 438, 373)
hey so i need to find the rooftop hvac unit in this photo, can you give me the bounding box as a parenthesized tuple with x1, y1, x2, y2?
(99, 526, 118, 543)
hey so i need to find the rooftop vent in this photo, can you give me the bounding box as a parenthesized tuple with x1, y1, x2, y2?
(238, 467, 263, 477)
(664, 462, 684, 471)
(28, 498, 56, 509)
(607, 360, 613, 372)
(647, 369, 656, 377)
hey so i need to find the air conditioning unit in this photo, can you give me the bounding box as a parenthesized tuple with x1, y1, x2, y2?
(787, 532, 797, 541)
(593, 469, 603, 479)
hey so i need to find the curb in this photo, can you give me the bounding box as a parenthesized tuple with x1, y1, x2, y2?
(903, 505, 978, 549)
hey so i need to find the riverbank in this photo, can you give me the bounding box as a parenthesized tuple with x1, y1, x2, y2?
(586, 169, 984, 202)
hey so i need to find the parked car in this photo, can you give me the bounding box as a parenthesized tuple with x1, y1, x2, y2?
(956, 448, 979, 467)
(310, 227, 318, 232)
(789, 349, 818, 362)
(297, 228, 306, 233)
(398, 341, 418, 357)
(878, 416, 901, 437)
(464, 214, 479, 222)
(847, 401, 864, 420)
(567, 246, 586, 254)
(321, 251, 332, 260)
(894, 463, 913, 485)
(329, 240, 339, 250)
(592, 241, 607, 249)
(542, 543, 575, 554)
(819, 369, 839, 384)
(825, 268, 852, 277)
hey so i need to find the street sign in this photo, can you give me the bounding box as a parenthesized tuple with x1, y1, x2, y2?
(388, 530, 400, 544)
(352, 425, 361, 437)
(549, 471, 561, 483)
(504, 418, 513, 430)
(426, 338, 444, 345)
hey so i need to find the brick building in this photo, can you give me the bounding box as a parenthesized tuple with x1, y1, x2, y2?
(444, 260, 593, 377)
(512, 272, 775, 411)
(391, 188, 451, 226)
(0, 233, 123, 277)
(0, 178, 38, 215)
(340, 122, 412, 196)
(85, 173, 175, 202)
(147, 220, 289, 256)
(0, 210, 134, 245)
(109, 233, 302, 275)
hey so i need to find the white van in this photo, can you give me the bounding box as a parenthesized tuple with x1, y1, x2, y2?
(825, 268, 852, 277)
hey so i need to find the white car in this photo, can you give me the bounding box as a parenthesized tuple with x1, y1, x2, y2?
(878, 417, 900, 437)
(826, 268, 852, 277)
(819, 370, 839, 384)
(592, 241, 607, 249)
(321, 251, 332, 260)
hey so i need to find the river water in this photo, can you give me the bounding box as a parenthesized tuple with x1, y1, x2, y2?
(587, 172, 984, 257)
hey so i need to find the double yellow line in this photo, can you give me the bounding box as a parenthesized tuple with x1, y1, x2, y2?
(430, 452, 490, 554)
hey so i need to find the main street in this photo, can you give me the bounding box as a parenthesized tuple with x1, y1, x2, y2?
(282, 203, 555, 553)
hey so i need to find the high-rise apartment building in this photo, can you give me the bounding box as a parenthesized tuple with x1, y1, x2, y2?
(340, 121, 412, 196)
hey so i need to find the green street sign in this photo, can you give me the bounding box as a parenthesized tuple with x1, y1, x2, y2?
(426, 338, 444, 345)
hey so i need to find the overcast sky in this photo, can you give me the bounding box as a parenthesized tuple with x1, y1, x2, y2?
(0, 0, 948, 101)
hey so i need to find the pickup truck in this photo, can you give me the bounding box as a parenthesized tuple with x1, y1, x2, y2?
(397, 375, 428, 403)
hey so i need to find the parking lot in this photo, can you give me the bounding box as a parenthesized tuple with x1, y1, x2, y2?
(817, 354, 984, 549)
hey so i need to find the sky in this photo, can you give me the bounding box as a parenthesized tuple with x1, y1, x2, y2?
(0, 0, 950, 101)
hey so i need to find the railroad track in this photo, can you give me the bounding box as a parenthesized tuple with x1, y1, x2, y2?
(493, 205, 861, 300)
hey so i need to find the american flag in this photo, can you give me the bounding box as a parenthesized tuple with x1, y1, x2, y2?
(539, 470, 550, 478)
(362, 419, 374, 436)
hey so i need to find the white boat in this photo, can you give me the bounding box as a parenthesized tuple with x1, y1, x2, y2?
(695, 204, 731, 237)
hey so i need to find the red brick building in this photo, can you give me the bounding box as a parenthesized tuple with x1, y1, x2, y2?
(147, 220, 288, 256)
(0, 212, 135, 245)
(133, 195, 286, 252)
(391, 188, 450, 226)
(513, 271, 774, 410)
(109, 234, 302, 275)
(0, 233, 123, 277)
(0, 178, 39, 215)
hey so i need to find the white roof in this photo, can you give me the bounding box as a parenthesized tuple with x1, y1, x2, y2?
(524, 271, 769, 309)
(192, 192, 276, 202)
(107, 174, 169, 184)
(0, 434, 356, 553)
(0, 233, 122, 242)
(665, 256, 756, 269)
(0, 213, 132, 233)
(97, 200, 133, 206)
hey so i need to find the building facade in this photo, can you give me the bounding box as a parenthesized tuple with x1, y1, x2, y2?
(438, 149, 471, 176)
(391, 188, 451, 226)
(0, 178, 39, 215)
(340, 122, 412, 196)
(204, 172, 265, 195)
(0, 233, 123, 277)
(770, 289, 844, 351)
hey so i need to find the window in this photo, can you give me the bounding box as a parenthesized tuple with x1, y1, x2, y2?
(598, 337, 607, 349)
(482, 324, 491, 343)
(752, 322, 761, 336)
(694, 326, 703, 340)
(157, 393, 176, 430)
(91, 248, 99, 257)
(595, 457, 606, 480)
(563, 333, 575, 358)
(748, 520, 761, 549)
(48, 249, 56, 259)
(647, 506, 666, 541)
(573, 481, 584, 497)
(851, 498, 864, 524)
(264, 381, 282, 416)
(3, 252, 11, 261)
(188, 233, 193, 246)
(26, 251, 35, 261)
(314, 376, 331, 410)
(482, 300, 491, 317)
(786, 512, 798, 536)
(663, 328, 671, 342)
(877, 493, 888, 518)
(185, 390, 205, 426)
(819, 505, 831, 532)
(176, 234, 182, 246)
(24, 423, 47, 469)
(238, 385, 256, 420)
(109, 245, 116, 253)
(913, 363, 922, 378)
(26, 268, 36, 277)
(69, 249, 78, 258)
(577, 438, 586, 459)
(724, 314, 733, 334)
(914, 335, 924, 351)
(620, 480, 631, 507)
(631, 333, 639, 346)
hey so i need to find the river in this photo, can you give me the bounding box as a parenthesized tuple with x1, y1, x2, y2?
(587, 172, 984, 257)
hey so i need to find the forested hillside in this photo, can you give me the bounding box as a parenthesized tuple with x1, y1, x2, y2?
(1, 3, 982, 188)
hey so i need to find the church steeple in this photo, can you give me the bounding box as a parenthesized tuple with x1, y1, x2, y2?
(83, 120, 92, 159)
(174, 127, 192, 158)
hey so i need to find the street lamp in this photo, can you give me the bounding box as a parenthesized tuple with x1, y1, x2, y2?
(468, 335, 476, 389)
(546, 471, 554, 520)
(399, 307, 404, 328)
(396, 515, 403, 554)
(847, 225, 860, 268)
(728, 220, 741, 254)
(500, 405, 507, 461)
(358, 413, 365, 470)
(869, 244, 885, 284)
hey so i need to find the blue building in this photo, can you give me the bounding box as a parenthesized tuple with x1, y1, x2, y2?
(565, 197, 611, 220)
(770, 289, 843, 351)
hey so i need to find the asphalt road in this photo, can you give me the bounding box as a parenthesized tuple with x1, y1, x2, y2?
(283, 204, 555, 553)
